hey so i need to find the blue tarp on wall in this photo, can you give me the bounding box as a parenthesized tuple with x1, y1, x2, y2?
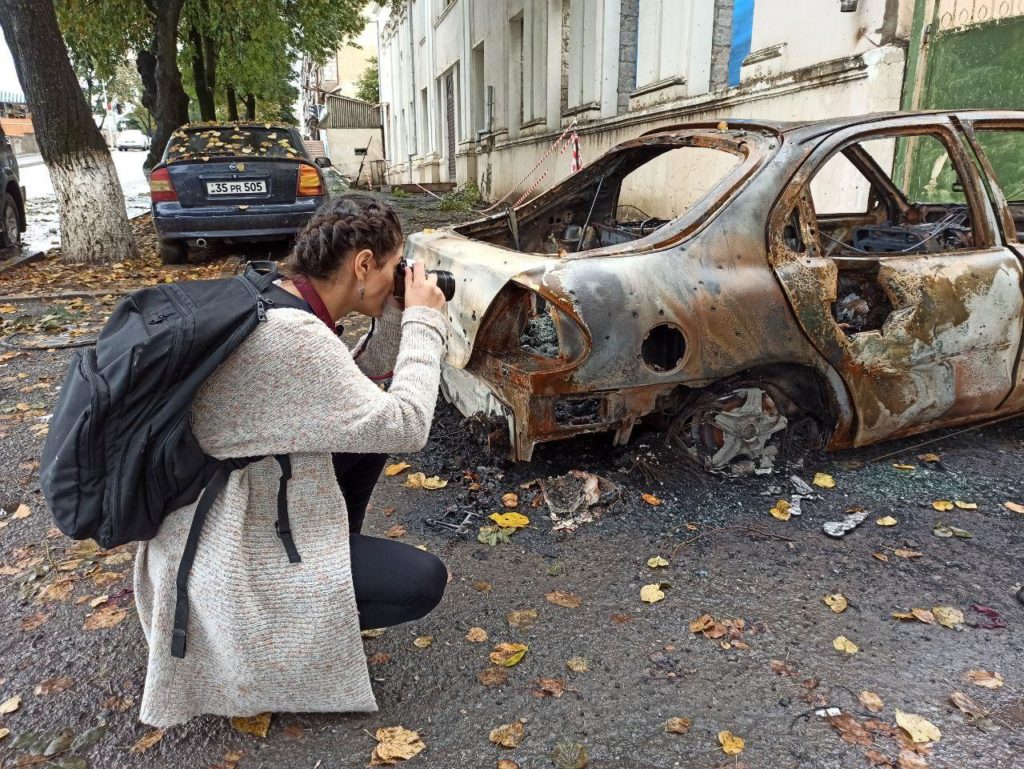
(729, 0, 755, 87)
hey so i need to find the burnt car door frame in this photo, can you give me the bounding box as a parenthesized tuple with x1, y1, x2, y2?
(768, 115, 1024, 446)
(959, 115, 1024, 412)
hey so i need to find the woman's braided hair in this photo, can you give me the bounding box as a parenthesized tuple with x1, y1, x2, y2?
(286, 193, 403, 279)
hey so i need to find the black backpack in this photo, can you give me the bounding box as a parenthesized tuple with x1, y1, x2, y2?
(41, 264, 310, 657)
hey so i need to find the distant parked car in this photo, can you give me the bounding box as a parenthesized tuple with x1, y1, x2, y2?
(149, 121, 331, 264)
(117, 130, 151, 151)
(0, 131, 26, 248)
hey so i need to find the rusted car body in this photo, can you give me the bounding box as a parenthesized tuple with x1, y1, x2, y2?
(404, 111, 1024, 468)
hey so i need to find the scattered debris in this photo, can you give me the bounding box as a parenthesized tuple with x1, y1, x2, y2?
(541, 470, 619, 532)
(968, 604, 1005, 630)
(823, 508, 870, 538)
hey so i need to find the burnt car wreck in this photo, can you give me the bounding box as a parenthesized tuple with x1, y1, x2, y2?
(406, 111, 1024, 471)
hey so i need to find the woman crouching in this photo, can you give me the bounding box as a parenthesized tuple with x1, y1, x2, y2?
(134, 194, 449, 727)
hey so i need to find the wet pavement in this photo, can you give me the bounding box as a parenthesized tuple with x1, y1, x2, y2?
(0, 194, 1021, 769)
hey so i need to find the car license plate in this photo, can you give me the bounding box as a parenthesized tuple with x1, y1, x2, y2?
(206, 180, 266, 195)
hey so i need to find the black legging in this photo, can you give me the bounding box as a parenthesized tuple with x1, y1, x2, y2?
(333, 452, 447, 629)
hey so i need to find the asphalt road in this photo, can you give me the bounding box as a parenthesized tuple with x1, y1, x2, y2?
(0, 195, 1021, 769)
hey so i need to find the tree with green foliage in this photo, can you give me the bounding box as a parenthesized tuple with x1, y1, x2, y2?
(0, 0, 135, 264)
(59, 0, 370, 167)
(355, 56, 379, 104)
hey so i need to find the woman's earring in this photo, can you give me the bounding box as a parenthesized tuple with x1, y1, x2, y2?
(358, 281, 365, 301)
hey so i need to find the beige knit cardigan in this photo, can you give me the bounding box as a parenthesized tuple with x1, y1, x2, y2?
(133, 304, 447, 727)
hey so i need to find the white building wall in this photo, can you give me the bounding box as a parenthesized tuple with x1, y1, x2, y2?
(377, 0, 916, 198)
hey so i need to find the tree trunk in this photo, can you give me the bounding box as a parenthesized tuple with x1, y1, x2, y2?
(189, 25, 216, 121)
(243, 93, 256, 120)
(226, 84, 239, 121)
(0, 0, 134, 264)
(143, 0, 190, 172)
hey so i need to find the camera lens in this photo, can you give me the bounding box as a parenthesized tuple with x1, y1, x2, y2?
(433, 270, 455, 301)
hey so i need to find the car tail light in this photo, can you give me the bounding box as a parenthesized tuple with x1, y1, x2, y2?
(149, 167, 177, 203)
(296, 164, 324, 197)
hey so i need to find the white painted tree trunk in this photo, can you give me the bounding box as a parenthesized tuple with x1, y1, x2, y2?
(48, 150, 137, 264)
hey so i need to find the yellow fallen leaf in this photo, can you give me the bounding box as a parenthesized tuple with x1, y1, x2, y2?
(893, 548, 923, 559)
(1004, 501, 1024, 514)
(413, 635, 434, 648)
(859, 690, 884, 713)
(689, 614, 714, 633)
(823, 593, 848, 613)
(385, 524, 407, 538)
(489, 512, 530, 529)
(892, 463, 916, 471)
(641, 493, 662, 506)
(966, 669, 1004, 689)
(893, 608, 934, 624)
(872, 552, 889, 562)
(718, 730, 744, 755)
(812, 472, 835, 489)
(640, 583, 665, 603)
(231, 712, 271, 738)
(566, 657, 588, 673)
(894, 709, 941, 743)
(770, 499, 791, 521)
(501, 493, 518, 508)
(384, 462, 410, 476)
(403, 472, 448, 490)
(0, 695, 21, 714)
(932, 500, 953, 511)
(12, 503, 30, 519)
(917, 453, 941, 463)
(488, 722, 525, 748)
(489, 642, 528, 667)
(716, 121, 729, 131)
(646, 556, 669, 568)
(954, 500, 977, 510)
(0, 727, 8, 740)
(466, 627, 488, 643)
(932, 606, 963, 629)
(876, 516, 898, 527)
(833, 635, 858, 654)
(370, 726, 426, 765)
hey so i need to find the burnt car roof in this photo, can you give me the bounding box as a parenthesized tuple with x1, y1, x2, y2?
(639, 110, 1024, 145)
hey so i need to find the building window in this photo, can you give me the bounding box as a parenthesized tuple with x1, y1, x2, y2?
(471, 42, 487, 133)
(566, 0, 601, 110)
(509, 14, 525, 132)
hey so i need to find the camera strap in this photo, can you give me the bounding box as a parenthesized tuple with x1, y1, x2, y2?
(292, 275, 340, 336)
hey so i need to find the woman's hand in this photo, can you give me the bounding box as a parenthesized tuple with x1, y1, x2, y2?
(403, 260, 446, 312)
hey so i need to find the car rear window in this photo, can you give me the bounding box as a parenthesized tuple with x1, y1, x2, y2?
(166, 125, 302, 162)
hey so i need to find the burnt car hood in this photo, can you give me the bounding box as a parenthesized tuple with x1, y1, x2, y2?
(405, 229, 561, 368)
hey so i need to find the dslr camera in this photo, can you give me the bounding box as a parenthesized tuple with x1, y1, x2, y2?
(393, 258, 455, 301)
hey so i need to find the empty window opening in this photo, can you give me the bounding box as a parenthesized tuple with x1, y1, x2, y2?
(808, 134, 976, 258)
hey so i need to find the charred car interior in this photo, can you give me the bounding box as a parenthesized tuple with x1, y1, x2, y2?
(408, 113, 1024, 472)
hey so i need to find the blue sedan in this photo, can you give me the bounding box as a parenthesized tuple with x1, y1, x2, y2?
(149, 122, 330, 264)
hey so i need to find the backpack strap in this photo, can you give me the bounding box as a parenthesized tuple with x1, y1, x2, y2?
(171, 454, 303, 658)
(273, 454, 301, 563)
(171, 456, 258, 659)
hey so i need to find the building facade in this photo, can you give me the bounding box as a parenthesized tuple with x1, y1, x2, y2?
(376, 0, 1024, 200)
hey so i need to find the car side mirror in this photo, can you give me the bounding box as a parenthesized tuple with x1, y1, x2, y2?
(314, 156, 332, 168)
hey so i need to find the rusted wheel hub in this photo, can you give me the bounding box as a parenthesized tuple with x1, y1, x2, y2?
(690, 387, 788, 470)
